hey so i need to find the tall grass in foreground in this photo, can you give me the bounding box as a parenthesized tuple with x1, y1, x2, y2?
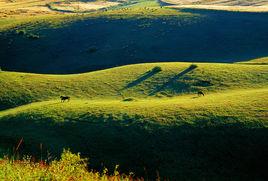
(0, 149, 139, 181)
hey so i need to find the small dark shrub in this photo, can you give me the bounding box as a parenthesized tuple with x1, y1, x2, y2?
(195, 80, 213, 87)
(27, 34, 40, 40)
(151, 66, 162, 72)
(201, 80, 212, 86)
(86, 46, 98, 53)
(16, 29, 26, 36)
(123, 97, 135, 102)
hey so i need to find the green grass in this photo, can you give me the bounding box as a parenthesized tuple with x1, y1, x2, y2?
(0, 149, 135, 180)
(83, 0, 190, 17)
(0, 62, 267, 110)
(89, 0, 191, 18)
(0, 13, 80, 32)
(0, 88, 267, 179)
(1, 2, 267, 179)
(0, 60, 267, 179)
(1, 87, 267, 125)
(237, 57, 268, 65)
(0, 0, 68, 31)
(0, 0, 194, 32)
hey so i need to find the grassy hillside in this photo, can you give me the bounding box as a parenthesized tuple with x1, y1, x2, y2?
(0, 0, 68, 31)
(238, 57, 268, 65)
(1, 1, 267, 180)
(1, 62, 267, 110)
(1, 87, 267, 126)
(0, 0, 188, 31)
(0, 88, 267, 179)
(2, 9, 268, 73)
(0, 61, 267, 179)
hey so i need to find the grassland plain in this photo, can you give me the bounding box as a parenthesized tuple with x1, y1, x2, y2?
(0, 61, 268, 179)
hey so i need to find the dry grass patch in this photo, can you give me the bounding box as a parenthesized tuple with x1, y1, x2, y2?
(162, 0, 268, 12)
(49, 1, 122, 12)
(0, 0, 65, 30)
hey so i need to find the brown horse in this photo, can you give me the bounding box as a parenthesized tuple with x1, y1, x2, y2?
(197, 91, 205, 96)
(60, 96, 70, 102)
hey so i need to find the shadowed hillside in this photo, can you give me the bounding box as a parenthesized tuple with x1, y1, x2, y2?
(0, 88, 267, 179)
(1, 9, 268, 73)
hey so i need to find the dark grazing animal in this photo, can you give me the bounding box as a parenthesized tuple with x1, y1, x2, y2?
(60, 96, 70, 102)
(197, 91, 205, 96)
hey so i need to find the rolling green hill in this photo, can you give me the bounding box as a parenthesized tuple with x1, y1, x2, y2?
(0, 87, 267, 179)
(1, 62, 267, 110)
(0, 61, 267, 179)
(1, 1, 268, 180)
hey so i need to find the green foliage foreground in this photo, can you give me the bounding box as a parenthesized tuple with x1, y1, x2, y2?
(0, 150, 135, 180)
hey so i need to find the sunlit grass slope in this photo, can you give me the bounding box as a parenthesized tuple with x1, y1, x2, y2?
(238, 57, 268, 65)
(1, 87, 267, 125)
(0, 61, 267, 179)
(0, 0, 191, 32)
(1, 62, 267, 110)
(0, 0, 67, 31)
(0, 88, 267, 179)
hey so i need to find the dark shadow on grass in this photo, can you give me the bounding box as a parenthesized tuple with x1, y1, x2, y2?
(0, 114, 267, 180)
(122, 69, 160, 90)
(149, 65, 197, 96)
